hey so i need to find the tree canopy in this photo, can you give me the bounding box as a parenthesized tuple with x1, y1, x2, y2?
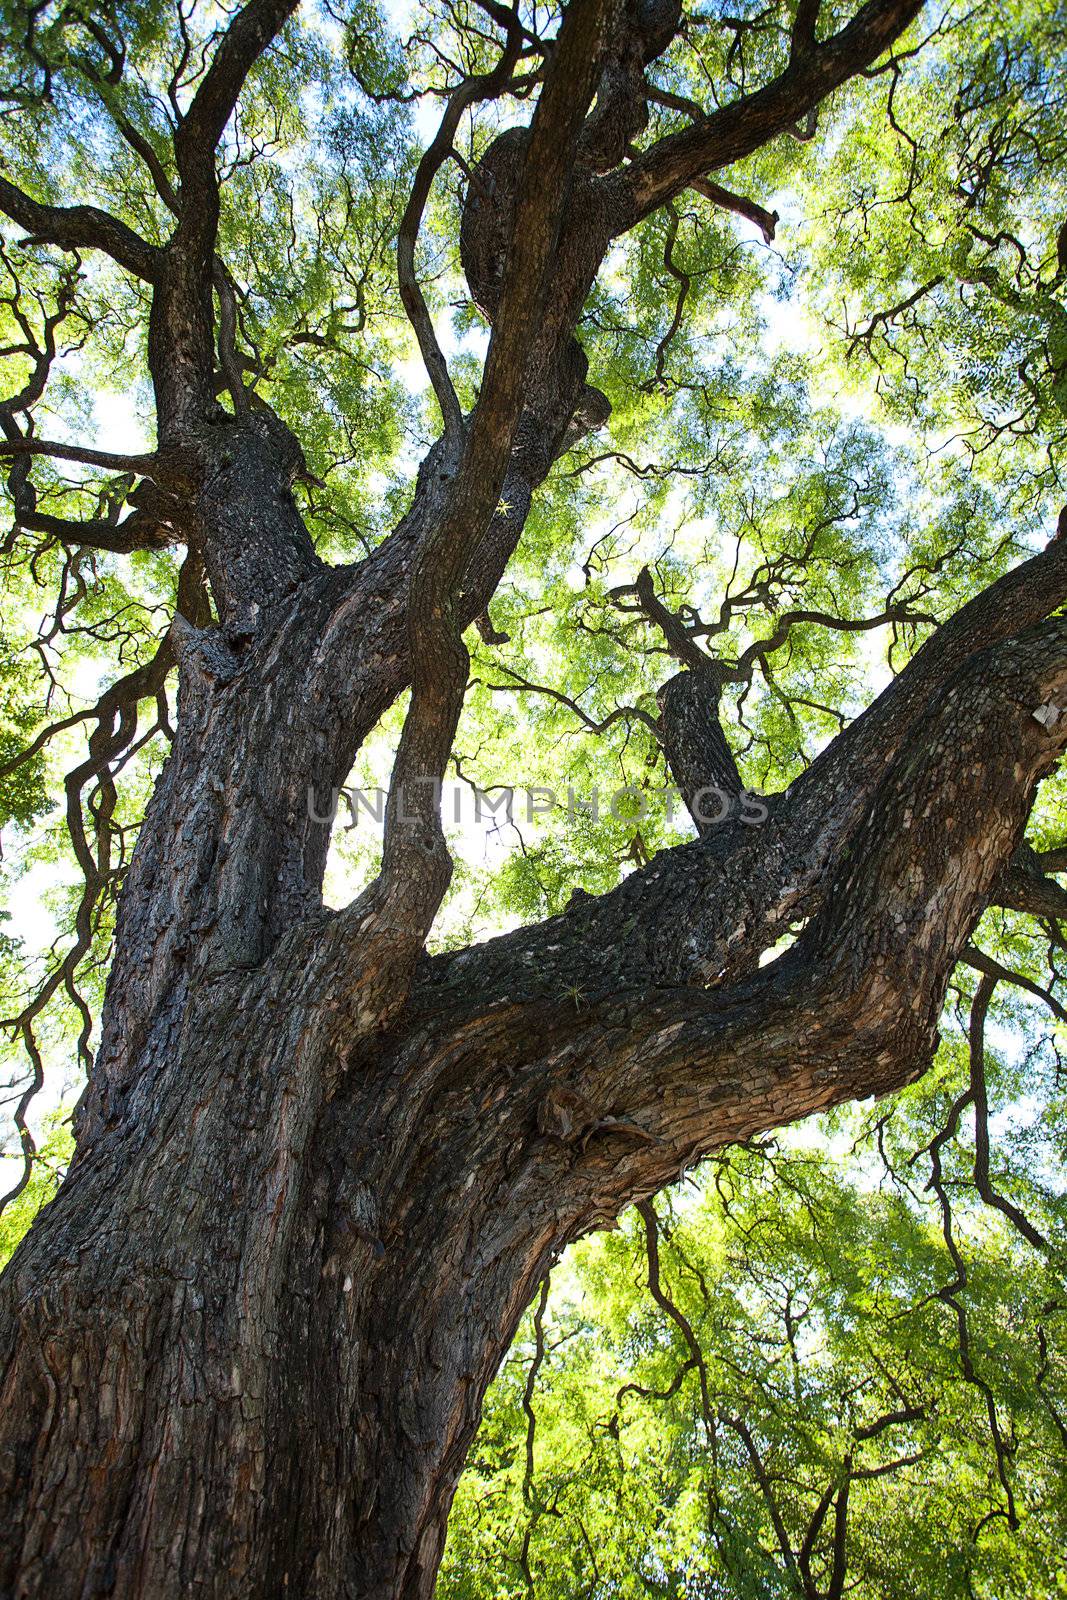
(1, 0, 1066, 1593)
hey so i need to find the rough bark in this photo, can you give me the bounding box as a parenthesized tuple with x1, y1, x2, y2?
(4, 1, 1063, 1597)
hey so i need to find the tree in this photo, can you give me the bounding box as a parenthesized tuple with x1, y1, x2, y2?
(0, 0, 1064, 1594)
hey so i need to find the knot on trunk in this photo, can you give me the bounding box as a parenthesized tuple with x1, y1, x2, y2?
(536, 1084, 599, 1144)
(459, 127, 528, 322)
(170, 612, 241, 693)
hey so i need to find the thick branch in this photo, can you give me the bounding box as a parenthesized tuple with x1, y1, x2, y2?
(657, 668, 745, 830)
(151, 0, 299, 440)
(617, 566, 746, 829)
(402, 615, 1067, 1247)
(406, 539, 1067, 1022)
(785, 534, 1067, 860)
(0, 436, 178, 480)
(0, 175, 162, 281)
(989, 841, 1067, 930)
(616, 0, 924, 226)
(173, 0, 300, 213)
(320, 520, 1067, 1048)
(371, 0, 612, 957)
(689, 176, 778, 242)
(7, 506, 178, 553)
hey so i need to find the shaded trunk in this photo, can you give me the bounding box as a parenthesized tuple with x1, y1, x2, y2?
(0, 901, 913, 1600)
(0, 418, 586, 1598)
(0, 924, 551, 1600)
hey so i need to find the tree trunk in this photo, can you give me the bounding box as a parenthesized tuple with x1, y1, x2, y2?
(0, 940, 549, 1600)
(0, 446, 582, 1596)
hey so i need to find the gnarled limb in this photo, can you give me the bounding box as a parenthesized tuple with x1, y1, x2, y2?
(370, 0, 613, 963)
(0, 436, 179, 480)
(0, 174, 162, 280)
(990, 840, 1067, 933)
(409, 537, 1067, 1021)
(657, 666, 745, 827)
(388, 614, 1067, 1250)
(689, 175, 779, 242)
(150, 0, 300, 440)
(616, 0, 925, 227)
